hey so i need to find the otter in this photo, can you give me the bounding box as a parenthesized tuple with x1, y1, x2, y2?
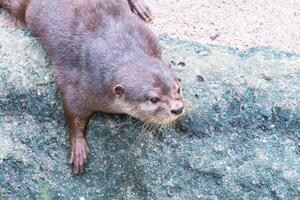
(0, 0, 185, 173)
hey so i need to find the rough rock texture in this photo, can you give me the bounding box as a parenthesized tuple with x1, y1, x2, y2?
(1, 11, 300, 200)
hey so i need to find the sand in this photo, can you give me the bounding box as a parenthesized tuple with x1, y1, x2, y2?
(1, 0, 299, 53)
(147, 0, 300, 54)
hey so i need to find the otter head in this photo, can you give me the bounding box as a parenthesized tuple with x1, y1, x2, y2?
(112, 60, 185, 125)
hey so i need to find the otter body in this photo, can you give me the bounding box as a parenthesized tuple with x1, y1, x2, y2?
(25, 0, 162, 114)
(1, 0, 184, 173)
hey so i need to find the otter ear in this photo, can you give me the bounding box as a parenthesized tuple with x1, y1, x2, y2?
(113, 84, 125, 98)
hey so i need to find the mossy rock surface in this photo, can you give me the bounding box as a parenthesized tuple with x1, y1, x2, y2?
(1, 12, 300, 200)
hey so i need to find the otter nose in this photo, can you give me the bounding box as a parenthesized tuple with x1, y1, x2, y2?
(171, 106, 184, 115)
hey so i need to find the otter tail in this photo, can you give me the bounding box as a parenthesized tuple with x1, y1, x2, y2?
(0, 0, 30, 22)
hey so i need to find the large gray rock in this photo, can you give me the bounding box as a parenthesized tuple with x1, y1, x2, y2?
(1, 13, 300, 200)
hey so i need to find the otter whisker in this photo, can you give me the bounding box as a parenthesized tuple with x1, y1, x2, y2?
(115, 117, 138, 127)
(132, 122, 148, 148)
(128, 120, 144, 136)
(147, 117, 161, 133)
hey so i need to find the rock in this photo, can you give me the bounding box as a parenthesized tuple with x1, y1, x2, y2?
(197, 75, 205, 82)
(1, 16, 300, 200)
(210, 33, 220, 41)
(178, 61, 186, 67)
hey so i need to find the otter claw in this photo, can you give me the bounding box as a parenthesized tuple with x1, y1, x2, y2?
(69, 138, 89, 174)
(129, 0, 153, 22)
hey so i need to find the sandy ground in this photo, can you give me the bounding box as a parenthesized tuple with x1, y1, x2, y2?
(1, 0, 299, 53)
(148, 0, 300, 54)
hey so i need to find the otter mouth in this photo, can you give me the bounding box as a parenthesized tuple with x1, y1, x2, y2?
(130, 105, 186, 126)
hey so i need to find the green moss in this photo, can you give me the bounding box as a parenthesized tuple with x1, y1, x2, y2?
(38, 182, 52, 200)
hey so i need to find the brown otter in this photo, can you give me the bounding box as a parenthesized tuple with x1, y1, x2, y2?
(0, 0, 185, 173)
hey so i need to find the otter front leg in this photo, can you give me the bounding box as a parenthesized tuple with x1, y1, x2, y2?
(62, 100, 92, 174)
(69, 116, 91, 173)
(128, 0, 153, 22)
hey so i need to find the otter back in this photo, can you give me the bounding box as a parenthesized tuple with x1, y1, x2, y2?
(26, 0, 161, 66)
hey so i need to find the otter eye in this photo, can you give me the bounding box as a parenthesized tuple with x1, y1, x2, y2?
(150, 97, 161, 104)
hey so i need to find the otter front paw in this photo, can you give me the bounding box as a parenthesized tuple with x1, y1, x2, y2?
(129, 0, 153, 22)
(69, 138, 90, 174)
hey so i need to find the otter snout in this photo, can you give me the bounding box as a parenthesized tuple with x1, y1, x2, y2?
(171, 106, 184, 115)
(170, 101, 185, 116)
